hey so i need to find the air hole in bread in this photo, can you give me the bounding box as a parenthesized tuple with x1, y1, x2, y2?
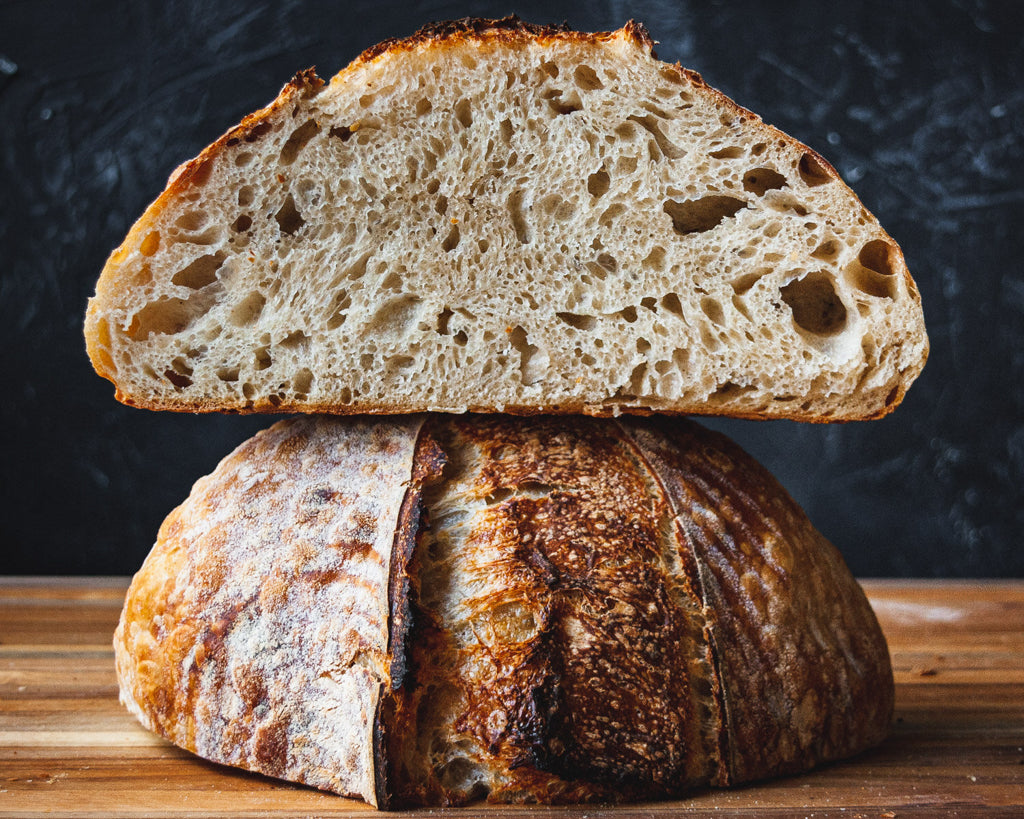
(539, 194, 576, 221)
(140, 231, 161, 256)
(453, 330, 468, 347)
(664, 195, 746, 235)
(640, 101, 671, 119)
(742, 167, 788, 196)
(798, 152, 832, 186)
(710, 381, 756, 401)
(556, 312, 596, 331)
(731, 269, 767, 295)
(234, 151, 254, 167)
(859, 239, 896, 276)
(599, 203, 625, 227)
(751, 141, 768, 156)
(172, 253, 225, 290)
(613, 305, 638, 323)
(811, 239, 840, 262)
(587, 168, 610, 198)
(660, 292, 685, 317)
(508, 190, 530, 243)
(326, 296, 350, 330)
(386, 354, 415, 372)
(231, 214, 252, 233)
(700, 325, 722, 352)
(543, 88, 583, 116)
(616, 154, 638, 175)
(436, 308, 453, 335)
(164, 368, 192, 389)
(454, 99, 473, 128)
(596, 253, 618, 273)
(415, 98, 432, 117)
(216, 366, 239, 383)
(845, 261, 897, 300)
(700, 297, 726, 327)
(710, 145, 744, 159)
(175, 210, 208, 232)
(731, 293, 754, 322)
(329, 124, 354, 142)
(766, 193, 809, 216)
(254, 345, 272, 370)
(509, 325, 547, 385)
(292, 368, 313, 395)
(243, 121, 272, 143)
(628, 115, 686, 160)
(573, 64, 604, 90)
(230, 291, 266, 327)
(781, 271, 847, 336)
(540, 60, 559, 79)
(274, 194, 305, 235)
(127, 294, 210, 340)
(185, 156, 215, 187)
(637, 337, 651, 353)
(237, 186, 254, 207)
(280, 119, 321, 165)
(641, 246, 666, 271)
(442, 223, 461, 252)
(280, 330, 309, 349)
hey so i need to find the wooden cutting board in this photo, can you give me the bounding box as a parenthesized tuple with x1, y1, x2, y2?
(1, 577, 1022, 817)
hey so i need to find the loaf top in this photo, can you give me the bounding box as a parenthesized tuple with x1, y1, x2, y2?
(85, 17, 927, 420)
(114, 414, 894, 807)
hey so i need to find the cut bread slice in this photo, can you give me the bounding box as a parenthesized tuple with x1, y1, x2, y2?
(85, 17, 928, 421)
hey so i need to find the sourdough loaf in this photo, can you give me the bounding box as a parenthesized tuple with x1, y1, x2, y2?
(114, 414, 893, 808)
(85, 17, 927, 421)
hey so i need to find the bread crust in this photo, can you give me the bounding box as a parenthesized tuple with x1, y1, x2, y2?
(113, 416, 426, 806)
(115, 414, 893, 807)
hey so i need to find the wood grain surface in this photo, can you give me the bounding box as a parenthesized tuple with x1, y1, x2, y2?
(1, 577, 1022, 817)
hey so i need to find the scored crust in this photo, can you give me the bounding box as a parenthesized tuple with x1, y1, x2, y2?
(115, 414, 893, 807)
(85, 17, 927, 421)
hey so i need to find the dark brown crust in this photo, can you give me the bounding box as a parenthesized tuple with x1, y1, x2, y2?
(116, 414, 892, 807)
(375, 427, 447, 809)
(386, 415, 720, 805)
(356, 16, 654, 65)
(619, 416, 894, 783)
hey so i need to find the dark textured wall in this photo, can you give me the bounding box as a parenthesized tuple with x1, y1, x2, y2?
(2, 0, 1021, 576)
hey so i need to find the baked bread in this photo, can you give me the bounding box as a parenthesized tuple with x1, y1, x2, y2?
(114, 414, 894, 808)
(85, 17, 927, 422)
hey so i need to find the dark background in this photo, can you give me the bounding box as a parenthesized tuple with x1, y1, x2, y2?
(2, 0, 1021, 577)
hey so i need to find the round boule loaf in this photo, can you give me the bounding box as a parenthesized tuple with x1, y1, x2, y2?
(114, 413, 893, 808)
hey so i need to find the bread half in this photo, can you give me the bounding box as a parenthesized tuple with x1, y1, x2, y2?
(114, 414, 894, 807)
(85, 17, 927, 420)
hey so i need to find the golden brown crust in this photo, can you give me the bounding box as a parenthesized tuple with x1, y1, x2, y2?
(384, 416, 719, 805)
(116, 415, 893, 808)
(355, 16, 654, 66)
(113, 416, 425, 806)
